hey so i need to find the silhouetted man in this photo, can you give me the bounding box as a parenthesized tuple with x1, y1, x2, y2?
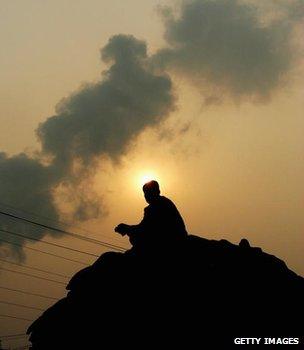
(115, 180, 187, 248)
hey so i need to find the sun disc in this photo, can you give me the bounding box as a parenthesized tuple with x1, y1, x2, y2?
(139, 172, 158, 187)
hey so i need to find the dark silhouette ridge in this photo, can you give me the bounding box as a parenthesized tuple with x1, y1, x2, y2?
(27, 234, 304, 349)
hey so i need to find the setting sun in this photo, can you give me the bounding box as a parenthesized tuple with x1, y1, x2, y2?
(138, 172, 158, 186)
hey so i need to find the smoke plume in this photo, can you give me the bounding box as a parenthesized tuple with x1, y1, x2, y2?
(1, 1, 302, 260)
(0, 35, 174, 260)
(153, 0, 303, 101)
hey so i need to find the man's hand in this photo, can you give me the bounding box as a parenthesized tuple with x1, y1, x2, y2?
(114, 223, 130, 236)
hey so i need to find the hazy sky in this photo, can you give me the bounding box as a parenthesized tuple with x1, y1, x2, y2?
(0, 0, 303, 346)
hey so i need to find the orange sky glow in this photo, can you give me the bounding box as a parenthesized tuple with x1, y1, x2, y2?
(0, 0, 303, 347)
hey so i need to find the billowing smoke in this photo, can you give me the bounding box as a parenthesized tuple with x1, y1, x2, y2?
(153, 0, 303, 101)
(0, 153, 59, 261)
(37, 34, 174, 220)
(0, 35, 174, 261)
(1, 1, 302, 260)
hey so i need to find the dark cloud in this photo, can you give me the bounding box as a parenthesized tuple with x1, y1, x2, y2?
(0, 153, 59, 261)
(153, 0, 303, 101)
(0, 35, 174, 259)
(2, 1, 301, 259)
(38, 35, 174, 170)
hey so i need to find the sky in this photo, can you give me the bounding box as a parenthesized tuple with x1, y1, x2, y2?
(0, 0, 303, 347)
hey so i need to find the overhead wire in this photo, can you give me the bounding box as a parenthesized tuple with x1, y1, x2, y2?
(0, 267, 66, 286)
(0, 333, 28, 340)
(0, 237, 88, 265)
(0, 206, 128, 340)
(0, 258, 70, 279)
(0, 228, 99, 258)
(0, 200, 124, 247)
(0, 314, 33, 322)
(0, 300, 44, 312)
(0, 209, 126, 251)
(0, 286, 58, 301)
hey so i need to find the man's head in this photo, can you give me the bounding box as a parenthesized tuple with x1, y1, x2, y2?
(143, 180, 160, 204)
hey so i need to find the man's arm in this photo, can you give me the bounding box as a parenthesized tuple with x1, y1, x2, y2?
(114, 222, 144, 236)
(114, 208, 149, 236)
(114, 223, 131, 236)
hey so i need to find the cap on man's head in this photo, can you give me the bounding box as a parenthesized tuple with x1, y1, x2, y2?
(143, 180, 160, 194)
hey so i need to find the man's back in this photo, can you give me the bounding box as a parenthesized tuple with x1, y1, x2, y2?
(130, 196, 187, 247)
(115, 181, 187, 248)
(140, 195, 187, 242)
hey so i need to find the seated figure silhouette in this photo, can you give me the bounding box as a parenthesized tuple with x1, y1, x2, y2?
(115, 180, 187, 249)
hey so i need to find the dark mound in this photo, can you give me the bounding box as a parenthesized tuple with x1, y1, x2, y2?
(27, 235, 304, 349)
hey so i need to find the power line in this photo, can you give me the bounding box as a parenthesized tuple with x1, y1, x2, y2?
(0, 228, 100, 258)
(0, 314, 33, 322)
(0, 333, 27, 339)
(0, 209, 126, 251)
(0, 300, 44, 312)
(0, 201, 76, 230)
(0, 336, 28, 343)
(0, 286, 58, 301)
(0, 237, 88, 265)
(0, 267, 66, 286)
(0, 258, 69, 279)
(0, 200, 123, 247)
